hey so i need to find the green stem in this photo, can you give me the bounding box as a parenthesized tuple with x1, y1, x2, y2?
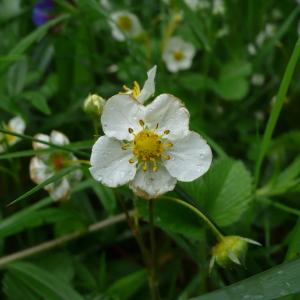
(161, 196, 224, 241)
(254, 39, 300, 187)
(148, 199, 160, 300)
(258, 198, 300, 217)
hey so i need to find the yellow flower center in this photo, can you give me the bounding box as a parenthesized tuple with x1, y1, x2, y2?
(133, 130, 164, 162)
(173, 50, 184, 61)
(117, 15, 133, 31)
(3, 125, 17, 144)
(122, 120, 173, 172)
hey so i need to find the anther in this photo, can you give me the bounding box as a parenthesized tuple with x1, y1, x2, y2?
(164, 155, 171, 160)
(143, 163, 148, 171)
(128, 128, 134, 133)
(129, 158, 135, 164)
(139, 120, 145, 127)
(164, 129, 170, 135)
(156, 123, 159, 129)
(153, 166, 158, 172)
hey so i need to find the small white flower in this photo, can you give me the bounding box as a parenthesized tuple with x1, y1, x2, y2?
(247, 43, 257, 56)
(256, 31, 266, 47)
(163, 37, 196, 73)
(90, 70, 212, 199)
(184, 0, 210, 11)
(110, 11, 143, 41)
(251, 73, 265, 86)
(265, 23, 276, 38)
(0, 116, 25, 152)
(212, 0, 225, 15)
(29, 130, 82, 201)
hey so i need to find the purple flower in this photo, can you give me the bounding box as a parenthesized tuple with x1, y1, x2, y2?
(32, 0, 54, 26)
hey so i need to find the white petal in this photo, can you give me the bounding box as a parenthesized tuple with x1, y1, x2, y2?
(29, 156, 54, 184)
(8, 116, 26, 134)
(164, 131, 212, 181)
(101, 94, 145, 141)
(145, 94, 189, 140)
(129, 165, 177, 199)
(137, 65, 157, 104)
(49, 178, 71, 201)
(50, 130, 70, 145)
(90, 136, 137, 187)
(32, 133, 50, 150)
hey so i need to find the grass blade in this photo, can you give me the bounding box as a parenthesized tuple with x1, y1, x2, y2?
(254, 39, 300, 187)
(8, 166, 80, 206)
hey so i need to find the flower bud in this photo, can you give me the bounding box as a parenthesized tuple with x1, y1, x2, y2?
(210, 235, 260, 271)
(83, 94, 106, 116)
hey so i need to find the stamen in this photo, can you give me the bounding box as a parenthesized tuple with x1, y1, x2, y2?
(143, 162, 148, 171)
(163, 155, 171, 160)
(156, 123, 159, 129)
(139, 120, 145, 127)
(164, 129, 170, 135)
(128, 128, 134, 134)
(129, 158, 135, 164)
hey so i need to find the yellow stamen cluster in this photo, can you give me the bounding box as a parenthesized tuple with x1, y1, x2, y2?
(122, 120, 173, 172)
(4, 125, 17, 144)
(173, 50, 184, 61)
(116, 15, 133, 31)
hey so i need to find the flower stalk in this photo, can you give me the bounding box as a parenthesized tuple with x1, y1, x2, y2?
(161, 196, 224, 241)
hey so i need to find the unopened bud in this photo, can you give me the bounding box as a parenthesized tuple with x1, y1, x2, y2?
(83, 94, 106, 116)
(210, 236, 260, 271)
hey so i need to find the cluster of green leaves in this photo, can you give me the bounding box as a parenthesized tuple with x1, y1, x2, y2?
(0, 0, 300, 299)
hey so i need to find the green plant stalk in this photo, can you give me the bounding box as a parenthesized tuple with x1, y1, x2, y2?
(254, 38, 300, 187)
(161, 196, 224, 241)
(0, 128, 89, 158)
(0, 212, 132, 268)
(148, 199, 160, 300)
(258, 198, 300, 217)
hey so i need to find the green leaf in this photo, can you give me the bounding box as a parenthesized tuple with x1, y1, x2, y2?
(0, 15, 69, 72)
(7, 261, 84, 300)
(23, 91, 51, 115)
(92, 182, 117, 215)
(106, 269, 147, 300)
(214, 61, 252, 101)
(285, 218, 300, 262)
(191, 258, 300, 300)
(181, 158, 253, 227)
(136, 198, 205, 240)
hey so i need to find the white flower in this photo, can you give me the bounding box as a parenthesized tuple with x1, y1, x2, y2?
(110, 11, 143, 41)
(163, 37, 196, 73)
(29, 131, 82, 201)
(265, 23, 276, 38)
(0, 116, 25, 152)
(121, 65, 157, 104)
(247, 43, 256, 56)
(90, 75, 212, 199)
(212, 0, 225, 15)
(251, 73, 265, 86)
(184, 0, 210, 11)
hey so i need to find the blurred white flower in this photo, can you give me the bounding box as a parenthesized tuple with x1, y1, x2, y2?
(83, 94, 106, 116)
(0, 116, 25, 152)
(90, 74, 212, 199)
(247, 43, 257, 56)
(251, 73, 265, 86)
(121, 65, 157, 104)
(212, 0, 225, 15)
(29, 131, 82, 201)
(272, 9, 282, 20)
(255, 31, 266, 47)
(185, 0, 210, 11)
(163, 37, 196, 73)
(110, 11, 143, 41)
(265, 23, 276, 38)
(100, 0, 111, 10)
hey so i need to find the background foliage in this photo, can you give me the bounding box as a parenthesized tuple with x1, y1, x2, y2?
(0, 0, 300, 299)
